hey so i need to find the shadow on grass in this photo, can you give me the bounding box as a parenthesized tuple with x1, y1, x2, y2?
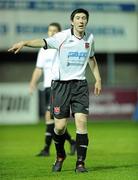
(89, 164, 138, 172)
(62, 164, 138, 173)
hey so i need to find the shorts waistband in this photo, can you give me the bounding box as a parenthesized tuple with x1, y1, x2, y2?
(52, 79, 86, 83)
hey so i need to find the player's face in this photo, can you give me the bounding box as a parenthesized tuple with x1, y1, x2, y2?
(48, 26, 59, 37)
(71, 13, 88, 33)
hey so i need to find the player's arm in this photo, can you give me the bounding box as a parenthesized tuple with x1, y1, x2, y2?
(29, 68, 42, 95)
(8, 39, 45, 54)
(89, 56, 102, 96)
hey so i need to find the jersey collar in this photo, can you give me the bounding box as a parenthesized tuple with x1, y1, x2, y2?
(71, 28, 86, 40)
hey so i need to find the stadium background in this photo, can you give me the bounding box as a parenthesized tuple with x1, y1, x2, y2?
(0, 0, 138, 179)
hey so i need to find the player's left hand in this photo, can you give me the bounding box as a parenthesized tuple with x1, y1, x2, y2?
(29, 83, 36, 95)
(8, 41, 25, 54)
(94, 80, 101, 96)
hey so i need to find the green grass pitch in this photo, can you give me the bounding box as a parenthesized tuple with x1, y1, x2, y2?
(0, 120, 138, 180)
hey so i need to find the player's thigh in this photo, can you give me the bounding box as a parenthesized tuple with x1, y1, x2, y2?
(51, 81, 71, 119)
(71, 80, 89, 116)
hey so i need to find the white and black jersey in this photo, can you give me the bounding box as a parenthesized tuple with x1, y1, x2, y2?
(44, 28, 95, 81)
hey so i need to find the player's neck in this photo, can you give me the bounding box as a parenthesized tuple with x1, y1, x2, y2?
(73, 28, 85, 39)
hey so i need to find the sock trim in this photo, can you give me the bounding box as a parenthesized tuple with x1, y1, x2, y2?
(79, 145, 88, 148)
(76, 131, 88, 134)
(45, 132, 52, 136)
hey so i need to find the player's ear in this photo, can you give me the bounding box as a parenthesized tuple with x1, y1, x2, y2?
(71, 20, 74, 26)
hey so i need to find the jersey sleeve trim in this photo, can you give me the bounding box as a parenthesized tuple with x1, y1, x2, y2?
(43, 39, 47, 49)
(89, 55, 95, 60)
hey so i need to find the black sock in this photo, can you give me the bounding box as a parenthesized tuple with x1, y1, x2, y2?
(53, 130, 66, 157)
(44, 123, 54, 151)
(76, 133, 89, 166)
(65, 129, 75, 144)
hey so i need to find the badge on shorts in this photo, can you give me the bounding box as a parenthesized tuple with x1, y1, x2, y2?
(54, 106, 60, 115)
(85, 42, 89, 49)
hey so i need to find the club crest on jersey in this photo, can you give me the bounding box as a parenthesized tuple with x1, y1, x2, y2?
(85, 43, 89, 49)
(54, 106, 60, 115)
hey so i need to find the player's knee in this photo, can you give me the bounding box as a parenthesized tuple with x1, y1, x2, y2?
(45, 111, 51, 121)
(76, 128, 88, 134)
(54, 127, 66, 135)
(75, 118, 88, 134)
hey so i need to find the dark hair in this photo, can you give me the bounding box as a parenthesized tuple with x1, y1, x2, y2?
(70, 8, 89, 22)
(48, 22, 62, 32)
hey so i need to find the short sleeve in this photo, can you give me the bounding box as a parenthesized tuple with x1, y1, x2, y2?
(44, 31, 67, 49)
(36, 48, 45, 68)
(89, 38, 95, 58)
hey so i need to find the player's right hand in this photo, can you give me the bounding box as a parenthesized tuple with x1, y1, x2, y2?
(94, 80, 102, 96)
(8, 41, 25, 54)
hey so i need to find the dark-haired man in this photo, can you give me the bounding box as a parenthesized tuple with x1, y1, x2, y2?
(8, 9, 101, 173)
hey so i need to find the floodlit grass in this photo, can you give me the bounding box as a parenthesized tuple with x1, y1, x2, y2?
(0, 120, 138, 180)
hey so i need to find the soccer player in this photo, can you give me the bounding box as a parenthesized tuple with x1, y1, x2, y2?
(29, 23, 76, 156)
(8, 8, 102, 173)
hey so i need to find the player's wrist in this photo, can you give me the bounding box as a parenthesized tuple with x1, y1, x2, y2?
(22, 41, 27, 47)
(96, 79, 101, 82)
